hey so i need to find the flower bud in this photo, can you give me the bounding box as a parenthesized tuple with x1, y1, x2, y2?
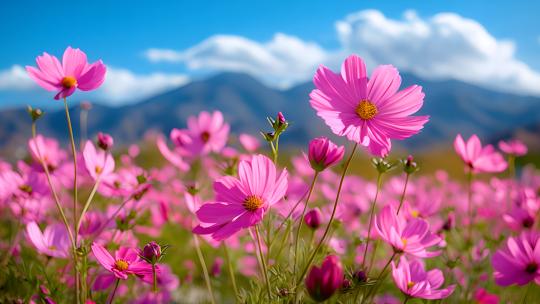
(97, 132, 114, 150)
(371, 158, 397, 173)
(308, 137, 345, 172)
(277, 112, 286, 124)
(211, 257, 223, 277)
(353, 270, 367, 283)
(81, 101, 93, 110)
(305, 255, 344, 302)
(142, 241, 161, 263)
(403, 155, 419, 174)
(27, 106, 44, 122)
(304, 208, 322, 229)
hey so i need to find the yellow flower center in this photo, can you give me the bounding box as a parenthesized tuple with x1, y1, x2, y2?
(61, 76, 77, 89)
(243, 195, 264, 211)
(95, 166, 103, 174)
(402, 238, 408, 246)
(407, 281, 416, 289)
(201, 131, 210, 143)
(355, 100, 378, 120)
(115, 259, 129, 271)
(410, 210, 419, 218)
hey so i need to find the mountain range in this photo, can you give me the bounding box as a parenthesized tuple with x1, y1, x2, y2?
(0, 72, 539, 160)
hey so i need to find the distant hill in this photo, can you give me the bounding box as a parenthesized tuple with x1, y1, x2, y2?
(0, 72, 539, 160)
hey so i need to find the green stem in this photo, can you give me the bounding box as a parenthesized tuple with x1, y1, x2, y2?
(293, 172, 319, 280)
(269, 189, 309, 247)
(375, 252, 397, 282)
(63, 98, 78, 243)
(193, 235, 216, 304)
(152, 263, 158, 293)
(295, 143, 357, 289)
(466, 171, 474, 242)
(75, 179, 101, 237)
(107, 279, 120, 304)
(361, 171, 384, 270)
(396, 173, 410, 215)
(223, 244, 241, 303)
(255, 224, 272, 300)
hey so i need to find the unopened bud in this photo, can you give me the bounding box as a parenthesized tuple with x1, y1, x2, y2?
(97, 132, 114, 150)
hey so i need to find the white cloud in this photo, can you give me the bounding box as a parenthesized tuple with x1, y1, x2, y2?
(100, 67, 189, 104)
(0, 65, 35, 90)
(0, 65, 189, 105)
(146, 10, 540, 97)
(336, 10, 540, 96)
(145, 33, 328, 88)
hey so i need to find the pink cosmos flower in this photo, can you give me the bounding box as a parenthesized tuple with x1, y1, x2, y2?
(391, 256, 455, 300)
(308, 137, 345, 172)
(83, 140, 115, 181)
(375, 205, 441, 257)
(454, 134, 507, 173)
(26, 222, 70, 258)
(498, 139, 528, 156)
(28, 135, 67, 171)
(91, 242, 153, 279)
(305, 255, 344, 302)
(193, 154, 288, 241)
(491, 231, 540, 286)
(238, 133, 260, 152)
(310, 54, 429, 157)
(26, 46, 106, 100)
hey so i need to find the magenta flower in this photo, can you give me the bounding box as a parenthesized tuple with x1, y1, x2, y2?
(305, 255, 344, 302)
(498, 139, 528, 156)
(308, 137, 345, 172)
(26, 46, 106, 100)
(83, 140, 115, 181)
(97, 132, 114, 151)
(91, 242, 153, 280)
(454, 134, 507, 173)
(26, 222, 70, 258)
(491, 231, 540, 286)
(193, 154, 288, 241)
(304, 208, 322, 229)
(310, 54, 429, 157)
(375, 205, 441, 257)
(184, 111, 230, 156)
(391, 256, 455, 300)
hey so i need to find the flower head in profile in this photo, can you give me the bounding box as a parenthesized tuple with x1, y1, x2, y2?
(83, 140, 115, 181)
(26, 46, 106, 100)
(498, 139, 527, 156)
(305, 255, 344, 302)
(491, 231, 540, 286)
(193, 154, 287, 241)
(26, 222, 70, 258)
(308, 137, 345, 172)
(91, 243, 153, 279)
(454, 134, 507, 173)
(392, 256, 455, 299)
(310, 54, 429, 157)
(375, 205, 441, 257)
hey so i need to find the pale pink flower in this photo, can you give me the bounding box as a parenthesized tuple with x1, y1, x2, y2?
(238, 133, 260, 152)
(26, 222, 70, 258)
(498, 139, 527, 156)
(193, 154, 287, 240)
(83, 140, 115, 181)
(26, 46, 106, 100)
(310, 54, 429, 157)
(454, 134, 507, 173)
(28, 135, 67, 171)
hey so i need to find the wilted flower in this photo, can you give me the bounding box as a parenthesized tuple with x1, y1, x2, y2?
(305, 255, 344, 302)
(26, 46, 106, 100)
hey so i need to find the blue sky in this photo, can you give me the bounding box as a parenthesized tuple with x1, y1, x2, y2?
(1, 0, 539, 108)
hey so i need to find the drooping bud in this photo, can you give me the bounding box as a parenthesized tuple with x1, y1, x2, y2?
(304, 208, 322, 229)
(305, 255, 344, 302)
(97, 132, 114, 151)
(308, 137, 345, 172)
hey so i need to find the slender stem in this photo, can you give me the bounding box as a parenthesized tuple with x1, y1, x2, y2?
(1, 220, 22, 265)
(255, 224, 272, 300)
(374, 252, 397, 282)
(273, 220, 292, 262)
(223, 244, 241, 303)
(466, 171, 474, 242)
(293, 172, 319, 280)
(80, 108, 88, 149)
(367, 240, 379, 274)
(107, 278, 120, 304)
(193, 235, 216, 304)
(64, 98, 78, 242)
(296, 143, 357, 287)
(269, 189, 309, 246)
(75, 179, 101, 237)
(396, 173, 410, 215)
(508, 155, 516, 179)
(403, 296, 410, 304)
(361, 171, 384, 270)
(273, 135, 280, 164)
(152, 263, 158, 293)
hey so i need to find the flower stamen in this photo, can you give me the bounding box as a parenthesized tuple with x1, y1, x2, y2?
(115, 259, 129, 271)
(355, 100, 378, 120)
(243, 195, 263, 211)
(61, 76, 77, 89)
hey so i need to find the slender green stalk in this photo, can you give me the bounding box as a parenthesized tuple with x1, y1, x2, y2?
(508, 155, 516, 179)
(255, 224, 272, 300)
(1, 220, 22, 266)
(295, 143, 358, 288)
(63, 98, 78, 242)
(374, 252, 397, 282)
(293, 172, 319, 280)
(193, 235, 216, 304)
(466, 171, 474, 242)
(152, 264, 158, 293)
(403, 296, 410, 304)
(396, 173, 410, 215)
(269, 189, 309, 247)
(361, 172, 384, 270)
(223, 244, 241, 303)
(107, 279, 120, 304)
(75, 179, 101, 236)
(272, 220, 292, 262)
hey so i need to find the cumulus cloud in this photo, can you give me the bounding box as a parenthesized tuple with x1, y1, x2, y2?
(336, 10, 540, 96)
(145, 33, 328, 88)
(0, 65, 189, 105)
(0, 65, 35, 90)
(146, 10, 540, 96)
(100, 67, 189, 104)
